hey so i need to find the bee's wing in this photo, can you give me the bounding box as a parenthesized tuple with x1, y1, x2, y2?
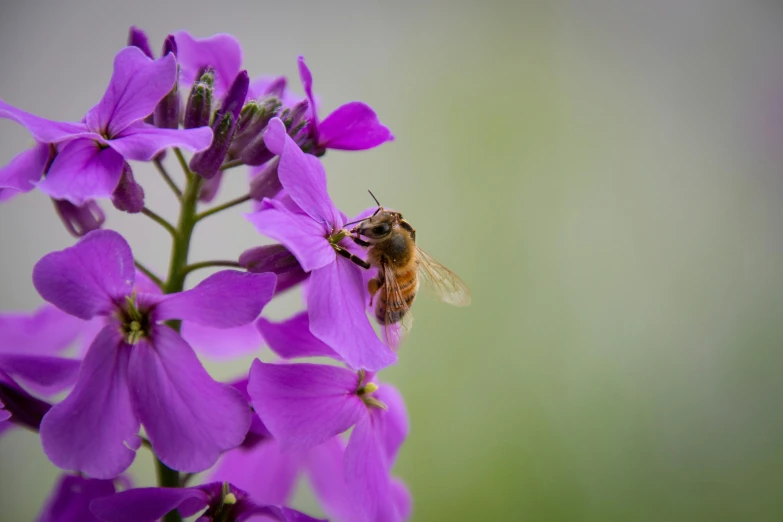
(416, 247, 471, 306)
(381, 262, 414, 348)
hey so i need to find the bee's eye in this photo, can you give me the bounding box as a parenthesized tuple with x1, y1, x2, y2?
(372, 224, 391, 236)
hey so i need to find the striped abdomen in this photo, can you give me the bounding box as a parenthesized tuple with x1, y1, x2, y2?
(375, 261, 420, 325)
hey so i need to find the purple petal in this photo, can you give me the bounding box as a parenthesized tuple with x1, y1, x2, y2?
(154, 271, 276, 328)
(238, 503, 326, 522)
(0, 402, 9, 423)
(391, 478, 412, 521)
(309, 260, 396, 371)
(307, 437, 362, 522)
(40, 327, 139, 479)
(128, 328, 251, 472)
(246, 202, 335, 272)
(86, 47, 177, 137)
(127, 26, 154, 58)
(90, 487, 208, 522)
(174, 31, 243, 98)
(0, 142, 49, 193)
(374, 384, 409, 463)
(109, 123, 213, 161)
(344, 416, 396, 522)
(53, 199, 106, 237)
(247, 360, 365, 451)
(181, 322, 262, 359)
(0, 376, 52, 431)
(297, 56, 319, 130)
(0, 98, 94, 143)
(33, 230, 135, 320)
(0, 354, 80, 395)
(319, 102, 394, 150)
(0, 304, 86, 355)
(209, 440, 302, 505)
(37, 474, 116, 522)
(257, 312, 341, 360)
(263, 118, 342, 227)
(36, 139, 125, 204)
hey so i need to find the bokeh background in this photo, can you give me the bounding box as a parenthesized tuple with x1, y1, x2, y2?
(2, 1, 783, 520)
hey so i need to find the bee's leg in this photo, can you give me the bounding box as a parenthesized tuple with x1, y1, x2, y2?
(352, 236, 371, 247)
(368, 278, 382, 306)
(334, 245, 371, 269)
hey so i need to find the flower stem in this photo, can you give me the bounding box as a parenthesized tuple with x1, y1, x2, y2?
(194, 194, 251, 222)
(154, 158, 182, 198)
(181, 260, 242, 277)
(141, 207, 177, 237)
(219, 158, 245, 171)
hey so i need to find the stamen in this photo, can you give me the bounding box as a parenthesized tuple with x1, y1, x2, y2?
(224, 492, 237, 505)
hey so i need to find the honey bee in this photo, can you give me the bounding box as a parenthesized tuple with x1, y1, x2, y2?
(346, 191, 471, 345)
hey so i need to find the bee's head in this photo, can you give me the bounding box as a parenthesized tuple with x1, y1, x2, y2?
(353, 208, 400, 240)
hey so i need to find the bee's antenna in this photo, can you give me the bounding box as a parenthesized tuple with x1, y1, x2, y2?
(368, 190, 381, 207)
(344, 216, 370, 227)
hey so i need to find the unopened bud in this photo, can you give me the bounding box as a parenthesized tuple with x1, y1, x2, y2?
(153, 35, 180, 129)
(190, 70, 249, 179)
(239, 243, 306, 294)
(111, 162, 145, 213)
(53, 199, 105, 237)
(230, 96, 281, 158)
(127, 26, 153, 58)
(261, 76, 287, 98)
(198, 172, 223, 203)
(283, 99, 309, 129)
(184, 69, 214, 129)
(248, 157, 281, 200)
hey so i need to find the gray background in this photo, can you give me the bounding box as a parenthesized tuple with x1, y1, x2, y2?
(3, 1, 783, 520)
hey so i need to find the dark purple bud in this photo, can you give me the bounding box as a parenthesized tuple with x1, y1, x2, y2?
(184, 69, 214, 129)
(190, 70, 249, 179)
(153, 35, 180, 129)
(239, 243, 307, 295)
(248, 157, 281, 200)
(284, 99, 309, 129)
(52, 199, 105, 237)
(127, 26, 154, 58)
(111, 163, 145, 213)
(0, 382, 51, 431)
(198, 171, 223, 202)
(262, 76, 287, 97)
(230, 97, 282, 159)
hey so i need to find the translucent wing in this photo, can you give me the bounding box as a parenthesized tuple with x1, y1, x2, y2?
(380, 262, 414, 348)
(416, 247, 471, 306)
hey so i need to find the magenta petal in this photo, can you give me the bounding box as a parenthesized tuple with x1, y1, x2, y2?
(0, 304, 86, 356)
(90, 487, 208, 522)
(37, 139, 125, 204)
(209, 440, 302, 505)
(128, 328, 251, 472)
(307, 437, 362, 522)
(0, 142, 48, 193)
(40, 327, 138, 479)
(0, 354, 80, 396)
(181, 322, 262, 359)
(33, 230, 135, 320)
(174, 31, 243, 98)
(257, 312, 341, 361)
(297, 56, 319, 130)
(309, 260, 396, 371)
(0, 403, 10, 423)
(319, 102, 394, 150)
(247, 360, 365, 451)
(155, 271, 276, 328)
(263, 118, 341, 226)
(246, 202, 336, 272)
(344, 416, 396, 522)
(0, 98, 93, 143)
(86, 48, 177, 137)
(374, 385, 409, 463)
(37, 474, 116, 522)
(109, 123, 213, 161)
(391, 478, 412, 521)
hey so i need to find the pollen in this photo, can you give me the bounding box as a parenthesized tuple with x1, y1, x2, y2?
(224, 492, 237, 505)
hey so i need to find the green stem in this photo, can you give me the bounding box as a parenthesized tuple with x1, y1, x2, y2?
(141, 207, 177, 237)
(181, 260, 242, 277)
(154, 158, 182, 198)
(219, 158, 245, 171)
(195, 194, 251, 222)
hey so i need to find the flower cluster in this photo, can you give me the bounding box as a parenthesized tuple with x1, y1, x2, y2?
(0, 26, 412, 522)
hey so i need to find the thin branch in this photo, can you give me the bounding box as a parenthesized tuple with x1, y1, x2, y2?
(194, 194, 251, 222)
(219, 158, 245, 171)
(154, 158, 182, 198)
(134, 260, 164, 289)
(180, 473, 196, 487)
(181, 260, 242, 277)
(141, 207, 177, 237)
(173, 148, 193, 180)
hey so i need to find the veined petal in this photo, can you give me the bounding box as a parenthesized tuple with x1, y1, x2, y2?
(344, 416, 397, 522)
(174, 31, 243, 98)
(37, 474, 116, 522)
(86, 47, 177, 137)
(246, 202, 335, 272)
(247, 359, 365, 451)
(154, 271, 275, 328)
(257, 312, 341, 361)
(263, 118, 342, 227)
(0, 354, 80, 396)
(181, 322, 262, 359)
(0, 142, 49, 194)
(309, 260, 396, 371)
(128, 328, 251, 473)
(36, 139, 125, 205)
(319, 102, 394, 150)
(0, 304, 86, 355)
(109, 124, 213, 161)
(90, 487, 209, 522)
(40, 327, 138, 479)
(0, 98, 93, 143)
(33, 230, 135, 320)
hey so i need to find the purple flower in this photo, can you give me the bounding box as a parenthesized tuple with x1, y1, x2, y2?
(89, 481, 325, 522)
(33, 229, 276, 478)
(298, 56, 393, 153)
(174, 31, 243, 101)
(0, 46, 212, 204)
(247, 117, 395, 371)
(36, 474, 118, 522)
(247, 355, 409, 521)
(0, 141, 51, 202)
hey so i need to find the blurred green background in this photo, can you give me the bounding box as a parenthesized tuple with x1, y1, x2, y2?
(2, 1, 783, 520)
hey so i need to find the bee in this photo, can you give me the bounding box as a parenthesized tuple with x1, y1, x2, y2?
(346, 191, 471, 345)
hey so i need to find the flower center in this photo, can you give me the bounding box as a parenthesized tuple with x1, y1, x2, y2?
(118, 294, 151, 345)
(356, 369, 387, 410)
(327, 229, 348, 245)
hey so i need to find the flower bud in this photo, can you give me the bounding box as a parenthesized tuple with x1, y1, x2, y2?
(127, 26, 153, 59)
(111, 162, 145, 213)
(239, 244, 306, 295)
(0, 382, 51, 431)
(52, 199, 105, 237)
(153, 35, 180, 129)
(283, 99, 309, 130)
(248, 157, 281, 200)
(198, 172, 223, 203)
(184, 68, 214, 129)
(262, 76, 287, 98)
(190, 70, 249, 179)
(229, 96, 281, 159)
